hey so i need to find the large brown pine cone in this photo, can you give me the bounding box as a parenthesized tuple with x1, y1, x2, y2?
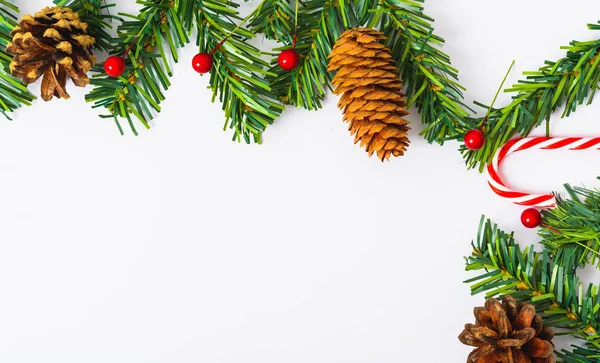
(6, 6, 96, 101)
(459, 296, 555, 363)
(327, 28, 410, 161)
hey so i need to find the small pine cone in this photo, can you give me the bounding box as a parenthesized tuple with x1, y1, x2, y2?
(327, 28, 409, 161)
(6, 6, 96, 101)
(459, 295, 555, 363)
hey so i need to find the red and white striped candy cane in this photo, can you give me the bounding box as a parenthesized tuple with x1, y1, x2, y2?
(487, 136, 600, 208)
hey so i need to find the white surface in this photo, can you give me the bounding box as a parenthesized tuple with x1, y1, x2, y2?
(2, 1, 600, 362)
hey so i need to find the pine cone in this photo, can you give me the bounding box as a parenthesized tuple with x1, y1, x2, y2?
(6, 6, 96, 101)
(459, 296, 555, 363)
(327, 28, 410, 161)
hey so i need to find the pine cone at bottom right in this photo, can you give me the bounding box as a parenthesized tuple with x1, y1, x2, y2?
(459, 295, 555, 363)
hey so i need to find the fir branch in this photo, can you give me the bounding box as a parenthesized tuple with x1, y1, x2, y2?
(0, 1, 35, 119)
(86, 0, 189, 135)
(250, 0, 354, 110)
(466, 217, 600, 361)
(363, 4, 600, 173)
(53, 0, 118, 52)
(540, 183, 600, 271)
(181, 0, 284, 143)
(247, 0, 295, 43)
(463, 26, 600, 172)
(371, 0, 473, 144)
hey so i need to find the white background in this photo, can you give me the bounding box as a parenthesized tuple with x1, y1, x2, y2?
(2, 1, 600, 362)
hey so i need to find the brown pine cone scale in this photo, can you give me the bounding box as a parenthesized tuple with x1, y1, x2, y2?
(328, 28, 410, 161)
(459, 295, 555, 363)
(6, 6, 96, 101)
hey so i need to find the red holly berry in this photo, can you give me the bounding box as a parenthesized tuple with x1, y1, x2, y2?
(521, 208, 542, 228)
(464, 129, 485, 150)
(104, 56, 126, 78)
(192, 53, 213, 74)
(278, 49, 299, 71)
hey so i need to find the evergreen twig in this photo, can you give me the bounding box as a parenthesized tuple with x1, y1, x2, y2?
(179, 0, 284, 143)
(463, 26, 600, 171)
(540, 182, 600, 271)
(371, 0, 473, 145)
(86, 0, 189, 135)
(248, 0, 296, 43)
(466, 217, 600, 361)
(250, 0, 354, 110)
(364, 2, 600, 173)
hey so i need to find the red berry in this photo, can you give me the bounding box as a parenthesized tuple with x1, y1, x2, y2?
(464, 129, 485, 150)
(192, 53, 213, 74)
(521, 208, 542, 228)
(104, 56, 126, 78)
(278, 49, 299, 71)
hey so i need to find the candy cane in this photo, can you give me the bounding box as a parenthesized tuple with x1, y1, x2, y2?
(487, 137, 600, 208)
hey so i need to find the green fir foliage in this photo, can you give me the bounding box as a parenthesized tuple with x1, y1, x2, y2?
(179, 0, 285, 143)
(540, 182, 600, 271)
(365, 3, 600, 173)
(0, 1, 35, 119)
(5, 0, 600, 159)
(86, 0, 189, 135)
(463, 27, 600, 171)
(250, 0, 353, 110)
(370, 0, 472, 145)
(466, 217, 600, 362)
(248, 0, 600, 171)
